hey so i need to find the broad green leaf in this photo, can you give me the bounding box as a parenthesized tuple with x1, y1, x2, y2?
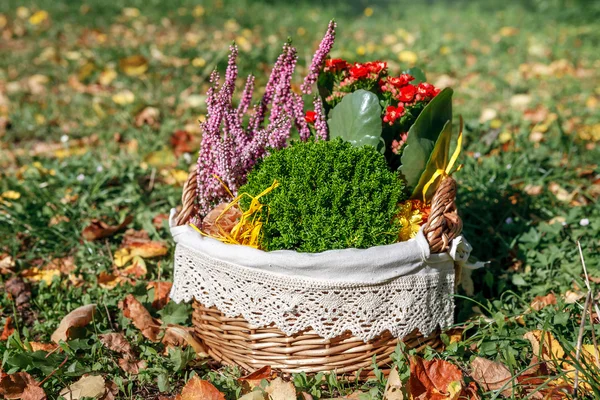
(399, 87, 453, 189)
(410, 120, 452, 200)
(406, 67, 427, 85)
(327, 89, 383, 150)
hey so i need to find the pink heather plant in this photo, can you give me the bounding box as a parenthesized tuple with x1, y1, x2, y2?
(195, 22, 336, 217)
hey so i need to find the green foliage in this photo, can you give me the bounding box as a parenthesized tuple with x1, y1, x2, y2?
(327, 89, 384, 151)
(399, 88, 453, 190)
(239, 139, 407, 252)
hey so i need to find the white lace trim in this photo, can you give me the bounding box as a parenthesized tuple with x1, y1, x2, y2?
(170, 244, 455, 342)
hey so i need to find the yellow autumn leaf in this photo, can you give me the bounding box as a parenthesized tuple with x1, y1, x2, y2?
(53, 146, 88, 159)
(2, 191, 21, 200)
(0, 14, 8, 29)
(499, 26, 519, 37)
(364, 7, 374, 17)
(398, 50, 418, 65)
(122, 7, 140, 18)
(21, 267, 61, 285)
(524, 330, 565, 370)
(112, 90, 135, 105)
(114, 242, 168, 267)
(144, 147, 176, 168)
(119, 55, 148, 77)
(192, 57, 206, 68)
(162, 169, 189, 186)
(16, 7, 30, 19)
(99, 68, 117, 86)
(192, 5, 205, 17)
(29, 10, 49, 25)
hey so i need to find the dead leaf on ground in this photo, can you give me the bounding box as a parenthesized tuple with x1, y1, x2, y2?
(162, 325, 208, 356)
(114, 231, 168, 267)
(0, 371, 46, 400)
(20, 267, 61, 285)
(51, 304, 96, 343)
(82, 216, 133, 241)
(152, 213, 170, 230)
(147, 281, 172, 310)
(59, 375, 106, 400)
(383, 367, 405, 399)
(1, 317, 15, 341)
(5, 277, 32, 312)
(135, 106, 160, 128)
(265, 377, 296, 400)
(27, 342, 59, 352)
(530, 293, 557, 311)
(99, 333, 135, 357)
(120, 256, 147, 278)
(119, 295, 161, 342)
(119, 55, 148, 76)
(563, 290, 584, 304)
(523, 330, 565, 370)
(170, 130, 197, 156)
(470, 357, 513, 397)
(0, 253, 15, 274)
(238, 392, 267, 400)
(408, 356, 465, 400)
(178, 376, 225, 400)
(118, 357, 147, 375)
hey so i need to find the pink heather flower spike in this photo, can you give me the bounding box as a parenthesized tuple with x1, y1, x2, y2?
(237, 74, 255, 118)
(301, 19, 336, 95)
(313, 96, 328, 141)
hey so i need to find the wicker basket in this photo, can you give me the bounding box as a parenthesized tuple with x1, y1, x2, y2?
(174, 169, 462, 377)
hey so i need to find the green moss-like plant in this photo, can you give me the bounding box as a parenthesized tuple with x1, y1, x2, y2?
(238, 139, 407, 252)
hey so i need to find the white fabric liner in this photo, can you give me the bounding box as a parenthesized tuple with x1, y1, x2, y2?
(169, 209, 471, 341)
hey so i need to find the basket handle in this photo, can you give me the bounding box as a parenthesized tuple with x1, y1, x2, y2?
(175, 169, 462, 254)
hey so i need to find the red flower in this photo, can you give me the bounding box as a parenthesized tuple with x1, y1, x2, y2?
(364, 61, 387, 74)
(416, 82, 440, 101)
(349, 64, 370, 79)
(325, 58, 349, 73)
(305, 110, 316, 124)
(398, 84, 417, 102)
(383, 104, 405, 125)
(387, 74, 414, 88)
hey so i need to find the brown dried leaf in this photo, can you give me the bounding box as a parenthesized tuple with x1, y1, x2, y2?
(28, 342, 59, 352)
(470, 357, 513, 397)
(82, 216, 133, 241)
(59, 375, 106, 400)
(119, 295, 161, 342)
(135, 106, 160, 128)
(152, 213, 170, 230)
(51, 304, 96, 343)
(170, 130, 196, 157)
(120, 256, 147, 278)
(162, 325, 208, 356)
(118, 357, 147, 375)
(114, 240, 168, 267)
(530, 293, 557, 311)
(0, 253, 15, 274)
(147, 281, 172, 310)
(523, 330, 565, 371)
(0, 371, 45, 400)
(265, 377, 296, 400)
(383, 367, 404, 399)
(408, 356, 464, 400)
(1, 317, 14, 341)
(179, 376, 225, 400)
(99, 333, 135, 358)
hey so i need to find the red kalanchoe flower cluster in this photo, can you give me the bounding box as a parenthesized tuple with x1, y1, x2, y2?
(398, 84, 417, 102)
(415, 82, 440, 101)
(304, 110, 316, 124)
(391, 132, 409, 154)
(324, 58, 349, 73)
(383, 105, 405, 125)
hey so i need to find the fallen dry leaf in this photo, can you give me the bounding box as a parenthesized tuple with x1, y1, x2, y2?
(530, 293, 557, 311)
(0, 317, 15, 341)
(170, 130, 197, 156)
(51, 304, 96, 343)
(118, 357, 147, 375)
(59, 375, 105, 400)
(383, 367, 404, 399)
(265, 377, 296, 400)
(152, 213, 170, 230)
(99, 333, 135, 357)
(0, 253, 15, 274)
(114, 241, 168, 267)
(408, 356, 464, 400)
(563, 290, 584, 304)
(0, 371, 46, 400)
(470, 357, 513, 397)
(162, 325, 208, 357)
(120, 256, 147, 278)
(523, 330, 565, 370)
(178, 376, 225, 400)
(120, 295, 161, 342)
(82, 216, 133, 241)
(238, 392, 266, 400)
(20, 267, 61, 285)
(27, 342, 59, 352)
(135, 106, 160, 128)
(119, 55, 148, 76)
(147, 281, 172, 310)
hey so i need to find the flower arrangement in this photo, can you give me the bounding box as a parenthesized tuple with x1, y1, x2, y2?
(191, 21, 460, 252)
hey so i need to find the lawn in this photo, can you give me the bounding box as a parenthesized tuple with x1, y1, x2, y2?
(0, 0, 599, 398)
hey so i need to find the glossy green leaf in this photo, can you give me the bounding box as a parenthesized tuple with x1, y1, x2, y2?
(327, 89, 383, 150)
(410, 120, 453, 200)
(399, 87, 453, 189)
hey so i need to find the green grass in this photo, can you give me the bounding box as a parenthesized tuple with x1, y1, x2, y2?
(0, 0, 599, 398)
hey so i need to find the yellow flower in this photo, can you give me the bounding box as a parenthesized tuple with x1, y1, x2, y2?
(364, 7, 374, 17)
(397, 200, 427, 242)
